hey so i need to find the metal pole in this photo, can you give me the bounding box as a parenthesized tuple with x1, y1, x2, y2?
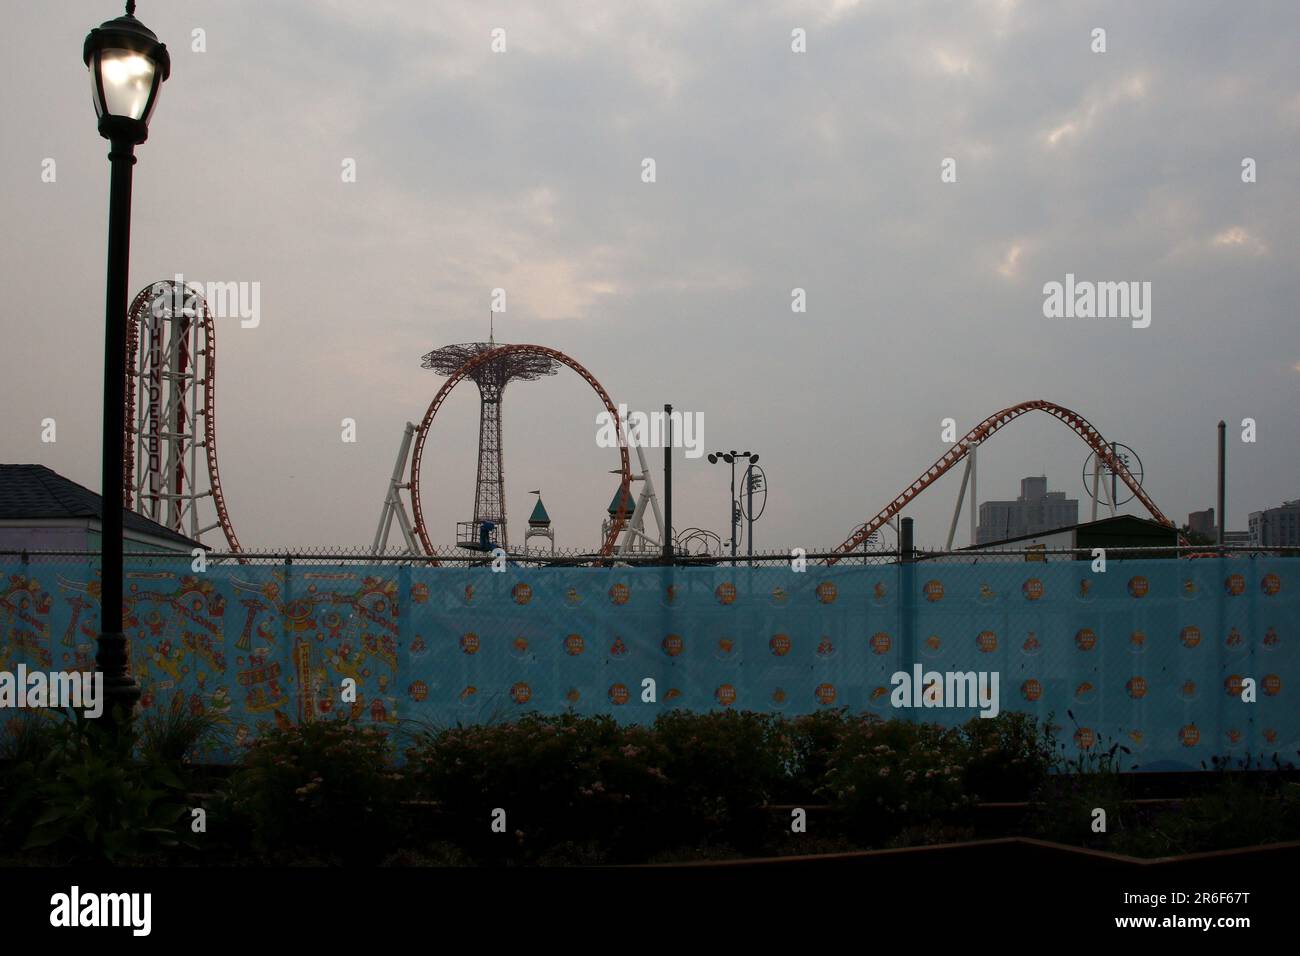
(1217, 420, 1226, 547)
(746, 465, 754, 558)
(662, 404, 673, 565)
(98, 136, 142, 731)
(730, 458, 737, 566)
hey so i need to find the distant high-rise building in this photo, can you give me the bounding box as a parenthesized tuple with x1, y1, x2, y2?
(1249, 499, 1300, 547)
(976, 476, 1079, 545)
(1188, 508, 1216, 539)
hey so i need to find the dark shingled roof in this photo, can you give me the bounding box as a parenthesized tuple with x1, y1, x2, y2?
(0, 464, 202, 549)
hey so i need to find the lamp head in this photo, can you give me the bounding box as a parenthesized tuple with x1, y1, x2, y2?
(84, 2, 170, 143)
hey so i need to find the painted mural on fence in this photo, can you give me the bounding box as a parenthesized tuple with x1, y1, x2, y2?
(0, 557, 1295, 770)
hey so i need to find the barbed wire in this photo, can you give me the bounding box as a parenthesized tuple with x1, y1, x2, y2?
(0, 544, 1294, 567)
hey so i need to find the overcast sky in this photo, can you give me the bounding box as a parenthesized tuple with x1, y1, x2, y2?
(2, 0, 1297, 553)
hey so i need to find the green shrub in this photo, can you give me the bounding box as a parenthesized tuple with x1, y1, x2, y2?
(1, 709, 194, 863)
(822, 716, 971, 845)
(651, 710, 791, 851)
(956, 712, 1054, 801)
(224, 717, 403, 863)
(406, 712, 672, 864)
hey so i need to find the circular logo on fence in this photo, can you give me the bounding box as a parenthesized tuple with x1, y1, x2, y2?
(664, 688, 682, 703)
(564, 586, 583, 606)
(715, 684, 737, 707)
(1073, 728, 1095, 750)
(564, 687, 581, 704)
(512, 583, 532, 605)
(1021, 632, 1042, 656)
(922, 634, 943, 658)
(510, 682, 531, 704)
(923, 580, 944, 603)
(609, 583, 630, 605)
(872, 581, 890, 605)
(610, 637, 629, 658)
(1180, 724, 1200, 747)
(1127, 576, 1149, 598)
(715, 637, 737, 660)
(1224, 627, 1245, 651)
(1263, 728, 1279, 745)
(816, 636, 835, 658)
(715, 582, 737, 605)
(1074, 628, 1098, 651)
(1224, 674, 1244, 698)
(1021, 679, 1043, 702)
(1224, 728, 1244, 749)
(1129, 630, 1147, 653)
(1261, 573, 1281, 596)
(1264, 674, 1282, 696)
(816, 581, 838, 604)
(662, 633, 684, 657)
(1023, 578, 1045, 601)
(771, 687, 789, 708)
(1126, 676, 1147, 699)
(1179, 680, 1198, 701)
(1263, 626, 1280, 650)
(510, 636, 530, 658)
(1179, 625, 1201, 648)
(976, 631, 998, 653)
(815, 683, 837, 705)
(408, 680, 428, 702)
(868, 685, 890, 709)
(563, 633, 585, 656)
(870, 632, 892, 655)
(459, 632, 480, 654)
(1225, 574, 1246, 596)
(608, 683, 630, 705)
(769, 633, 792, 657)
(771, 586, 789, 606)
(411, 583, 429, 604)
(1074, 681, 1097, 703)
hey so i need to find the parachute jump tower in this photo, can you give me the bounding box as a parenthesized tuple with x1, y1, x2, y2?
(420, 327, 559, 550)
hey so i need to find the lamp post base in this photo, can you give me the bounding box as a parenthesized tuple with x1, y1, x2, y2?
(94, 630, 141, 733)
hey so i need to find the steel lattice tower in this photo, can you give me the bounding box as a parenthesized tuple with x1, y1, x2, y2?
(421, 336, 558, 549)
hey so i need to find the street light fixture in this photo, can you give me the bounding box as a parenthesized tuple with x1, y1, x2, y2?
(84, 1, 170, 731)
(707, 449, 758, 565)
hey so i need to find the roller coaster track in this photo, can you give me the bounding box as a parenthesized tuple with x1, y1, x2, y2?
(826, 400, 1175, 565)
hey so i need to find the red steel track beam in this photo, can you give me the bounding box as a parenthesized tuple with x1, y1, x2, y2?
(409, 344, 631, 564)
(826, 400, 1175, 565)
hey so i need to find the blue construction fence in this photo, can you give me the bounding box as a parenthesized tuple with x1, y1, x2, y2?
(0, 555, 1295, 770)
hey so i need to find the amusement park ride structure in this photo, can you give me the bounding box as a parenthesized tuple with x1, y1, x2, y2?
(122, 280, 240, 551)
(826, 400, 1175, 565)
(114, 292, 1171, 563)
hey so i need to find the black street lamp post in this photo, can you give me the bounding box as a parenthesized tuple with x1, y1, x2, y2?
(707, 450, 758, 565)
(84, 2, 170, 731)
